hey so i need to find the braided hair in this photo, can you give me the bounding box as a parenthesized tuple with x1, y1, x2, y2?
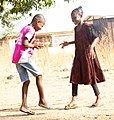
(71, 6, 83, 17)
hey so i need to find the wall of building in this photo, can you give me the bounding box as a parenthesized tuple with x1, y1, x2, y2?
(86, 16, 114, 41)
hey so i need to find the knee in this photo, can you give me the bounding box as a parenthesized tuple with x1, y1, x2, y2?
(37, 75, 42, 80)
(24, 80, 30, 85)
(27, 80, 30, 84)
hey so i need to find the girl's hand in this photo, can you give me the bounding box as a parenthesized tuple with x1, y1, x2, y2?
(89, 46, 96, 59)
(59, 41, 69, 48)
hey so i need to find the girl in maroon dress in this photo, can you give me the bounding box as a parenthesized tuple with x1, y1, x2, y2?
(60, 6, 106, 110)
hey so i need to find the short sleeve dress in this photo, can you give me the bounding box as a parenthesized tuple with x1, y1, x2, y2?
(70, 23, 106, 85)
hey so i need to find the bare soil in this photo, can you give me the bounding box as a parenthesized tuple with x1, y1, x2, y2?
(0, 64, 114, 120)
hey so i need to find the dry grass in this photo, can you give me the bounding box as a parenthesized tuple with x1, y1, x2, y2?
(0, 35, 114, 79)
(33, 35, 114, 72)
(96, 34, 114, 70)
(0, 42, 14, 76)
(33, 46, 74, 76)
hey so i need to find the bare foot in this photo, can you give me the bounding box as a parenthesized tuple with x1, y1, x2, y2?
(20, 106, 35, 115)
(38, 100, 50, 109)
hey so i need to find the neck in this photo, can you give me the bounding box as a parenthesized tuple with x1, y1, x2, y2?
(30, 23, 35, 29)
(78, 20, 83, 26)
(76, 21, 83, 31)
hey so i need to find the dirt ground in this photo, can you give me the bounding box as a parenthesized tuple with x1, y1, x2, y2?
(0, 63, 114, 120)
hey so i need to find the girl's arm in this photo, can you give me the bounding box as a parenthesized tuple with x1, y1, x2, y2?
(69, 41, 76, 44)
(87, 24, 99, 59)
(89, 37, 99, 59)
(91, 37, 99, 49)
(60, 40, 76, 48)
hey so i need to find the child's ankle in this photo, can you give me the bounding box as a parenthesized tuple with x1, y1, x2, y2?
(72, 96, 77, 102)
(97, 95, 101, 99)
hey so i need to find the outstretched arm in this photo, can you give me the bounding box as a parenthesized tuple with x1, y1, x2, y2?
(59, 41, 76, 48)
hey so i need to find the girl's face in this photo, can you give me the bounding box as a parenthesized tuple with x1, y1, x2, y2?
(34, 20, 45, 31)
(71, 11, 82, 25)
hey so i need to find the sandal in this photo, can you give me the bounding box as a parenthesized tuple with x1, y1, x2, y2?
(90, 103, 99, 108)
(64, 104, 77, 110)
(20, 106, 35, 115)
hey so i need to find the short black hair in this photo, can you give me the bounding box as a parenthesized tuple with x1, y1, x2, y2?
(31, 14, 45, 23)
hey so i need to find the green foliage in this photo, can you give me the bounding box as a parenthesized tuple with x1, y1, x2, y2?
(0, 0, 55, 28)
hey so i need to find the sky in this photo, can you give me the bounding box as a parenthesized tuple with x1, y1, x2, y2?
(0, 0, 114, 35)
(15, 0, 114, 33)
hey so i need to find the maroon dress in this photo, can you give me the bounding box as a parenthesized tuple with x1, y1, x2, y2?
(70, 23, 106, 85)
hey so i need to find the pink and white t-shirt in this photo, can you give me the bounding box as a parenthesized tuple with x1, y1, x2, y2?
(12, 25, 36, 64)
